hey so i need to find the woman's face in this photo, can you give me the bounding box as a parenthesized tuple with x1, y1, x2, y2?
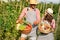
(30, 4, 36, 9)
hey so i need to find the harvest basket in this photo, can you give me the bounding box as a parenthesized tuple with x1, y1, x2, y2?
(38, 21, 52, 34)
(16, 20, 32, 34)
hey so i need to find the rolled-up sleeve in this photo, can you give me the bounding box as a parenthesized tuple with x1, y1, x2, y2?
(36, 9, 40, 23)
(51, 19, 55, 29)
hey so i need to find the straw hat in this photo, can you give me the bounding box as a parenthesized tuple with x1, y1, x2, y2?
(46, 8, 53, 16)
(30, 0, 38, 4)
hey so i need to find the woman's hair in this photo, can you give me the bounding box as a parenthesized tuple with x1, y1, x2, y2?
(44, 13, 53, 23)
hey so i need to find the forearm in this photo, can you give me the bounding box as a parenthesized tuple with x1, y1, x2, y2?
(36, 10, 40, 23)
(51, 19, 56, 32)
(16, 8, 26, 23)
(16, 12, 26, 24)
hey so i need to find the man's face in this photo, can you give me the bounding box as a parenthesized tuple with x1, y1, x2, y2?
(30, 4, 36, 9)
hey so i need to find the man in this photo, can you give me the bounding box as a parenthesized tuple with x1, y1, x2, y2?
(16, 0, 40, 40)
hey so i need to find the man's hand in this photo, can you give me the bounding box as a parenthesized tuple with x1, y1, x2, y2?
(16, 20, 20, 24)
(33, 20, 39, 25)
(16, 19, 23, 24)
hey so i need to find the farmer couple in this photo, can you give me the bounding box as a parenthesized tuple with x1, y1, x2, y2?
(16, 0, 55, 40)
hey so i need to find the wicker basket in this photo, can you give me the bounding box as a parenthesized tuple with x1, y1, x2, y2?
(21, 24, 32, 34)
(38, 21, 52, 34)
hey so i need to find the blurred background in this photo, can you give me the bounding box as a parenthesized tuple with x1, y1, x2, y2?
(0, 0, 60, 40)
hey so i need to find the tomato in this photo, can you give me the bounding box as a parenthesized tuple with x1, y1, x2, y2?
(25, 24, 32, 30)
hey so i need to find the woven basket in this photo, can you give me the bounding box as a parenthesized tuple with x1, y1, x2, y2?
(38, 21, 52, 34)
(21, 24, 32, 34)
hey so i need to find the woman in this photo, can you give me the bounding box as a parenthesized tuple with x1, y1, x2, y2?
(37, 8, 55, 40)
(16, 0, 40, 40)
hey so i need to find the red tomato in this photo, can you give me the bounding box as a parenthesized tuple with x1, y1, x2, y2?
(26, 24, 32, 30)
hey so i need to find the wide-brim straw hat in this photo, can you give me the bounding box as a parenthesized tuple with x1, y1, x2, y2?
(30, 0, 38, 4)
(46, 8, 53, 16)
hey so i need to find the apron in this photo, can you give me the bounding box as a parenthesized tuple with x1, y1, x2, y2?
(26, 9, 36, 25)
(25, 8, 37, 40)
(37, 32, 54, 40)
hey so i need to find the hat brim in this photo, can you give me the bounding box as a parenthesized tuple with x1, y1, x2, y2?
(30, 2, 38, 4)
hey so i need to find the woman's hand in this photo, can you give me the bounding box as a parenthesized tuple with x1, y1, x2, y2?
(51, 28, 55, 32)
